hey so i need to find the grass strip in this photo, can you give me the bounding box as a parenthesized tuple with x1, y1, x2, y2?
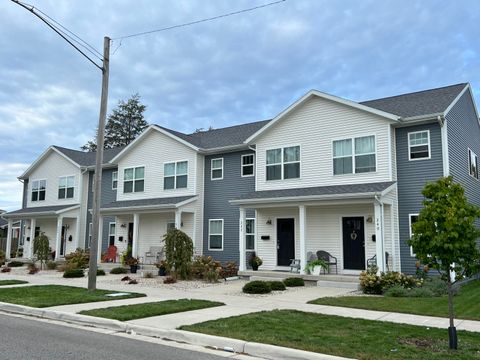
(0, 280, 28, 286)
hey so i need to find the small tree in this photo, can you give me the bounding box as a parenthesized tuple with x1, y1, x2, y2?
(408, 176, 480, 349)
(163, 229, 194, 280)
(33, 232, 50, 270)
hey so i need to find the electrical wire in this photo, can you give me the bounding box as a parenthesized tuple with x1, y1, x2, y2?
(112, 0, 286, 41)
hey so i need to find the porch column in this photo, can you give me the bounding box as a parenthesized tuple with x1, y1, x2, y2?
(374, 202, 386, 272)
(239, 207, 246, 271)
(97, 215, 103, 262)
(75, 215, 81, 250)
(29, 218, 36, 259)
(175, 210, 182, 229)
(5, 219, 13, 259)
(55, 217, 63, 260)
(299, 205, 307, 275)
(132, 213, 140, 258)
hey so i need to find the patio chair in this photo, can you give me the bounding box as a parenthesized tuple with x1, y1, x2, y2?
(366, 252, 390, 271)
(316, 250, 338, 274)
(289, 259, 301, 273)
(144, 246, 163, 264)
(103, 245, 117, 263)
(307, 251, 317, 262)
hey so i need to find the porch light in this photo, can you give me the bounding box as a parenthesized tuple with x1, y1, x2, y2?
(366, 216, 373, 223)
(266, 219, 272, 225)
(120, 223, 126, 228)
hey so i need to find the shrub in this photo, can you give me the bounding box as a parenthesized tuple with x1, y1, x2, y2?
(27, 262, 39, 274)
(359, 267, 422, 295)
(7, 261, 24, 267)
(65, 249, 90, 269)
(0, 249, 5, 264)
(128, 279, 138, 284)
(121, 276, 131, 281)
(423, 277, 448, 296)
(46, 261, 57, 270)
(1, 267, 11, 273)
(384, 284, 435, 298)
(110, 267, 128, 274)
(283, 277, 305, 287)
(269, 281, 287, 291)
(192, 256, 222, 283)
(143, 271, 154, 278)
(63, 268, 84, 278)
(163, 276, 177, 284)
(163, 229, 194, 280)
(97, 269, 106, 276)
(243, 280, 271, 294)
(221, 261, 238, 278)
(33, 232, 50, 269)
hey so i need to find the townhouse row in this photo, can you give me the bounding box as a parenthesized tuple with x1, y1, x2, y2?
(3, 82, 480, 275)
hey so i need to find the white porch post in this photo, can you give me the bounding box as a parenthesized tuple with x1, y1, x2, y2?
(175, 210, 182, 229)
(132, 213, 140, 258)
(5, 219, 13, 259)
(299, 205, 307, 275)
(97, 215, 103, 262)
(55, 217, 63, 260)
(75, 215, 81, 250)
(239, 207, 246, 272)
(29, 218, 36, 259)
(374, 202, 386, 272)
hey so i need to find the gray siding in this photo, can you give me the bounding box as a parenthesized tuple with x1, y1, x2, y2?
(84, 169, 117, 252)
(203, 151, 255, 263)
(396, 123, 444, 274)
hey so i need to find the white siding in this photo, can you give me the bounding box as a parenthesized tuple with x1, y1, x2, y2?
(116, 130, 199, 200)
(35, 219, 57, 251)
(137, 213, 174, 259)
(27, 151, 81, 208)
(63, 217, 78, 255)
(255, 96, 394, 191)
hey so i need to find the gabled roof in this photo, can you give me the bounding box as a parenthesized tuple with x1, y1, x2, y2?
(53, 146, 125, 167)
(360, 83, 468, 119)
(2, 204, 79, 218)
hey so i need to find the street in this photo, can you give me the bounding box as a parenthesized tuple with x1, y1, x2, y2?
(0, 313, 239, 360)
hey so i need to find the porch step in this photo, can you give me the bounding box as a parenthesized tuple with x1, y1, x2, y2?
(250, 276, 286, 282)
(317, 280, 360, 290)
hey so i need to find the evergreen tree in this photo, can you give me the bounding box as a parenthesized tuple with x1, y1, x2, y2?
(81, 93, 148, 151)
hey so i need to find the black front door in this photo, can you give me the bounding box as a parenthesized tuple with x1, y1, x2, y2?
(342, 217, 365, 270)
(277, 218, 295, 266)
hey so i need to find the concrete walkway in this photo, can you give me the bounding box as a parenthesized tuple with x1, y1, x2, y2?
(1, 269, 479, 333)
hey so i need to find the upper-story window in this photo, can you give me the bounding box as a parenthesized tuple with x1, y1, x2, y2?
(266, 146, 300, 181)
(468, 148, 478, 179)
(31, 179, 46, 202)
(241, 154, 254, 177)
(211, 158, 224, 180)
(333, 135, 376, 175)
(408, 130, 430, 160)
(58, 176, 75, 199)
(124, 166, 145, 193)
(112, 171, 118, 190)
(164, 161, 188, 189)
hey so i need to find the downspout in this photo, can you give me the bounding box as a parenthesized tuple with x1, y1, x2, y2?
(374, 194, 386, 272)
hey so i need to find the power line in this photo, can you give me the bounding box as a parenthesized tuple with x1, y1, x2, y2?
(112, 0, 286, 41)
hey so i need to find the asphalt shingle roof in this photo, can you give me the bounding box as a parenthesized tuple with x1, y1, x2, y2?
(53, 146, 125, 167)
(4, 205, 76, 216)
(101, 195, 197, 209)
(0, 218, 7, 228)
(360, 83, 467, 119)
(233, 182, 396, 202)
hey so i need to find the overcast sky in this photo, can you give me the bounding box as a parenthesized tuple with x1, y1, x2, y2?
(1, 0, 479, 211)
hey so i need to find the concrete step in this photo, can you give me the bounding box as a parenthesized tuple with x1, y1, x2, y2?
(317, 280, 360, 290)
(250, 276, 286, 282)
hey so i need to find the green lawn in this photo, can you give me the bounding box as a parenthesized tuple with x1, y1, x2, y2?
(80, 299, 225, 321)
(0, 280, 28, 286)
(0, 285, 145, 308)
(309, 280, 480, 320)
(181, 310, 480, 360)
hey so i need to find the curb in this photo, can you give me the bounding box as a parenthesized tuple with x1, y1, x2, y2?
(0, 302, 354, 360)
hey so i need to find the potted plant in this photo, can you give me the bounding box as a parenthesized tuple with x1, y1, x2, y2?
(155, 260, 168, 276)
(305, 259, 328, 275)
(249, 252, 263, 271)
(125, 257, 139, 273)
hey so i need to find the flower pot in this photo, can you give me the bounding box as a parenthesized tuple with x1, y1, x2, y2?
(311, 265, 323, 276)
(158, 267, 166, 276)
(130, 265, 138, 274)
(251, 264, 259, 271)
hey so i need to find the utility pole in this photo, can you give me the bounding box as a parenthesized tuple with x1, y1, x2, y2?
(88, 37, 110, 290)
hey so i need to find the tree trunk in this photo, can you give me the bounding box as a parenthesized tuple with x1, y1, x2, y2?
(447, 278, 457, 349)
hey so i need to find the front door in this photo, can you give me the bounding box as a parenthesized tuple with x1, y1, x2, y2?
(277, 218, 295, 266)
(342, 217, 365, 270)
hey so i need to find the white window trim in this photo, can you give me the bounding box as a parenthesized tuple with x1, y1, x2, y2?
(332, 134, 377, 175)
(31, 178, 47, 202)
(408, 130, 431, 161)
(241, 154, 255, 177)
(163, 160, 189, 190)
(468, 148, 479, 180)
(58, 175, 76, 200)
(211, 158, 224, 180)
(123, 165, 145, 193)
(208, 219, 224, 251)
(409, 213, 419, 257)
(246, 218, 256, 251)
(265, 145, 301, 181)
(112, 171, 118, 190)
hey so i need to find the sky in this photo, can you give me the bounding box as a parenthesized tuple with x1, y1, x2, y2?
(0, 0, 479, 211)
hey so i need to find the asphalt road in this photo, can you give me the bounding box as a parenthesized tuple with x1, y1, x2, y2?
(0, 314, 230, 360)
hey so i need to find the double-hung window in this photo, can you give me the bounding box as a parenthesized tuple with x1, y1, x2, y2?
(108, 223, 116, 246)
(58, 176, 75, 199)
(241, 154, 254, 177)
(333, 135, 376, 175)
(469, 149, 478, 179)
(124, 166, 145, 193)
(409, 131, 430, 160)
(164, 161, 188, 189)
(211, 158, 223, 180)
(31, 179, 46, 202)
(246, 218, 255, 250)
(409, 214, 419, 257)
(266, 146, 300, 180)
(112, 171, 118, 190)
(208, 219, 223, 250)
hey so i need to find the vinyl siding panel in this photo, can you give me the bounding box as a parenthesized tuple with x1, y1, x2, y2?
(396, 123, 444, 274)
(255, 96, 393, 191)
